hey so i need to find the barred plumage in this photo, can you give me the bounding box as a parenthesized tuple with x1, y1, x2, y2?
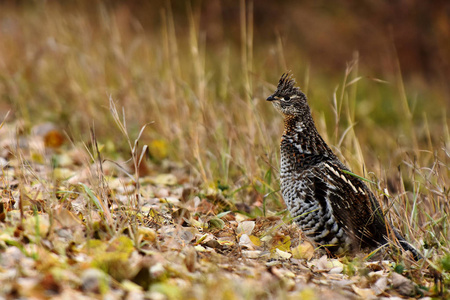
(267, 73, 421, 259)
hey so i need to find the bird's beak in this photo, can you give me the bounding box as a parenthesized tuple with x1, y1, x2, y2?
(266, 95, 276, 101)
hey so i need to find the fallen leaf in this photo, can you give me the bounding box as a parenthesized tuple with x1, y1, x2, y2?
(248, 235, 262, 247)
(53, 168, 75, 180)
(372, 276, 388, 295)
(184, 246, 197, 272)
(149, 139, 168, 161)
(239, 234, 257, 250)
(311, 256, 343, 271)
(272, 235, 291, 252)
(208, 217, 225, 229)
(44, 129, 65, 149)
(237, 221, 255, 236)
(242, 250, 262, 259)
(194, 245, 206, 252)
(291, 241, 314, 260)
(275, 248, 292, 259)
(351, 285, 376, 300)
(24, 213, 50, 239)
(54, 208, 81, 228)
(138, 227, 157, 243)
(152, 174, 177, 186)
(391, 272, 416, 296)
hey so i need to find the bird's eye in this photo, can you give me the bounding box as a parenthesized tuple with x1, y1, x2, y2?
(283, 96, 290, 101)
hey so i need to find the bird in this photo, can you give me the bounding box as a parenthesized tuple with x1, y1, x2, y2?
(267, 73, 421, 260)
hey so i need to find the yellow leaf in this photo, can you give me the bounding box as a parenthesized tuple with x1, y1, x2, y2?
(138, 227, 156, 243)
(24, 214, 50, 240)
(150, 282, 181, 300)
(107, 236, 134, 254)
(249, 235, 262, 247)
(30, 151, 45, 164)
(152, 174, 177, 186)
(121, 280, 143, 292)
(296, 288, 318, 300)
(292, 241, 315, 260)
(273, 235, 291, 252)
(53, 168, 75, 180)
(217, 240, 234, 247)
(194, 245, 206, 252)
(91, 236, 135, 281)
(196, 233, 208, 244)
(149, 139, 168, 161)
(86, 239, 105, 251)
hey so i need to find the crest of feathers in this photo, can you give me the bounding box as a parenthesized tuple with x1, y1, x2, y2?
(275, 73, 302, 96)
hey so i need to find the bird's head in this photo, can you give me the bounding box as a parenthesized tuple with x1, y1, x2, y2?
(266, 73, 309, 117)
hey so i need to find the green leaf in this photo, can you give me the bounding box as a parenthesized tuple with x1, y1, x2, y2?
(216, 211, 231, 218)
(209, 217, 225, 229)
(80, 183, 103, 212)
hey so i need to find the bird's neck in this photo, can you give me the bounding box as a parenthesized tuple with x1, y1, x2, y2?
(282, 114, 335, 157)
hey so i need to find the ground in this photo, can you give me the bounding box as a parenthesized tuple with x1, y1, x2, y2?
(0, 120, 446, 299)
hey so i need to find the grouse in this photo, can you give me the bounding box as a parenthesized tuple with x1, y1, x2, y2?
(267, 73, 421, 259)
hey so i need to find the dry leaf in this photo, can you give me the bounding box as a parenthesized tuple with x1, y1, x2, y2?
(138, 227, 157, 243)
(272, 235, 291, 252)
(242, 250, 262, 259)
(275, 248, 292, 259)
(24, 214, 50, 238)
(149, 139, 168, 161)
(239, 234, 257, 250)
(372, 276, 388, 295)
(311, 256, 343, 271)
(391, 272, 416, 296)
(184, 246, 197, 272)
(194, 245, 206, 252)
(54, 208, 82, 228)
(237, 221, 255, 236)
(152, 174, 177, 186)
(53, 168, 75, 180)
(351, 285, 376, 300)
(291, 241, 314, 260)
(44, 129, 65, 149)
(248, 235, 262, 247)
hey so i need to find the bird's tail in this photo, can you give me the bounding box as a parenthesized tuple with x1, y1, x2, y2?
(394, 230, 422, 261)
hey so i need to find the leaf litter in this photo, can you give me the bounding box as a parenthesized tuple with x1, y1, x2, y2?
(0, 122, 444, 299)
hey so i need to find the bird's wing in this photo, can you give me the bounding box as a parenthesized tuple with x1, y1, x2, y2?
(306, 161, 389, 248)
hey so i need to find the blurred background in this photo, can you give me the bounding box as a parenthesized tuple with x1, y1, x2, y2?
(0, 0, 448, 186)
